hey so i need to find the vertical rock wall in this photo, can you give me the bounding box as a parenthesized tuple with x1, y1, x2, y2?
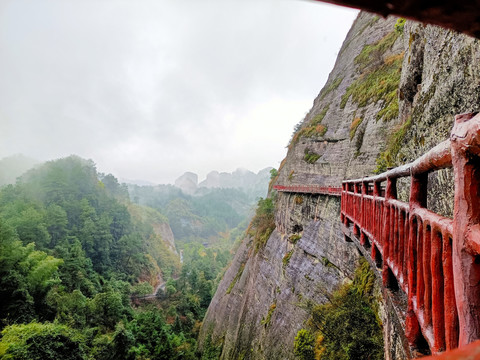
(200, 192, 358, 360)
(199, 9, 480, 360)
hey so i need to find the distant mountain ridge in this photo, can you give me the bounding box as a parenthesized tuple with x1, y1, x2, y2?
(174, 167, 273, 197)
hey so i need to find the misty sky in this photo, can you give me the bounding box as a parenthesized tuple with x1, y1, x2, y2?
(0, 0, 358, 184)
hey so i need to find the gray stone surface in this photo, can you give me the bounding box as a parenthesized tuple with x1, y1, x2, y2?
(199, 10, 480, 360)
(199, 192, 359, 359)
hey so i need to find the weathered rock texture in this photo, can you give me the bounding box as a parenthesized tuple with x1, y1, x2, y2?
(200, 193, 358, 359)
(199, 10, 480, 360)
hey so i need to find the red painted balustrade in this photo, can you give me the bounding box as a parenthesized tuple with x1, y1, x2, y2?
(341, 113, 480, 355)
(273, 184, 342, 196)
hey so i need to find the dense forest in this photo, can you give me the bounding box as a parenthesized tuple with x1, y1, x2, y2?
(0, 155, 259, 359)
(128, 183, 255, 249)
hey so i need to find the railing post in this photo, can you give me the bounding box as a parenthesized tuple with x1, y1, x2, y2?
(373, 181, 381, 242)
(405, 172, 427, 347)
(383, 177, 397, 288)
(450, 112, 480, 347)
(360, 180, 368, 245)
(353, 182, 360, 237)
(343, 183, 349, 227)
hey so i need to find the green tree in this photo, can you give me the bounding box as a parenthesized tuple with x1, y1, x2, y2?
(8, 206, 50, 248)
(46, 289, 87, 329)
(0, 322, 85, 360)
(131, 282, 154, 297)
(128, 309, 175, 360)
(294, 329, 315, 360)
(45, 204, 68, 247)
(0, 223, 63, 325)
(308, 259, 383, 360)
(87, 286, 126, 330)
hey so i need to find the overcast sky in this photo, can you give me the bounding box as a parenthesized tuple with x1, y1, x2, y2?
(0, 0, 358, 184)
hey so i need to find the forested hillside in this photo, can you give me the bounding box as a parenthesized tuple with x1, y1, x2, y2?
(129, 183, 261, 249)
(0, 155, 241, 359)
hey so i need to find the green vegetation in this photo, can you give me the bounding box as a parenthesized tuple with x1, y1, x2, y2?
(0, 155, 239, 359)
(293, 329, 315, 360)
(395, 18, 406, 34)
(129, 184, 255, 250)
(291, 125, 328, 147)
(282, 250, 294, 268)
(268, 168, 279, 193)
(0, 322, 85, 360)
(338, 16, 380, 59)
(349, 117, 363, 140)
(319, 78, 343, 101)
(352, 258, 376, 297)
(311, 106, 330, 126)
(201, 329, 223, 360)
(375, 116, 412, 173)
(226, 263, 245, 295)
(288, 170, 295, 181)
(321, 256, 337, 270)
(289, 234, 302, 244)
(261, 301, 277, 327)
(354, 31, 399, 72)
(341, 30, 403, 123)
(296, 258, 383, 360)
(247, 198, 275, 252)
(341, 52, 402, 121)
(303, 149, 321, 164)
(290, 106, 330, 147)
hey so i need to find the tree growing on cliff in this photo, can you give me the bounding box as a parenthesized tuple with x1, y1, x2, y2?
(296, 258, 383, 360)
(294, 329, 315, 360)
(247, 197, 275, 252)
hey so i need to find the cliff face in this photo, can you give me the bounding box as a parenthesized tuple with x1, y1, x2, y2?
(201, 194, 356, 359)
(199, 11, 480, 360)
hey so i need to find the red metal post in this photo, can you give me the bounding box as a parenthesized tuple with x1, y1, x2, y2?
(353, 182, 360, 237)
(431, 228, 446, 353)
(404, 210, 409, 286)
(450, 113, 480, 346)
(360, 181, 368, 245)
(424, 224, 433, 331)
(406, 173, 427, 347)
(443, 229, 459, 350)
(399, 209, 406, 285)
(417, 220, 425, 312)
(383, 177, 397, 288)
(406, 215, 421, 346)
(373, 181, 381, 244)
(393, 206, 399, 275)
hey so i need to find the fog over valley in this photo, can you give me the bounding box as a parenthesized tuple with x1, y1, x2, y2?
(0, 0, 357, 184)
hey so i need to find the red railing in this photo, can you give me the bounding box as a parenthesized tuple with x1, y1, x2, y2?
(341, 113, 480, 355)
(273, 184, 342, 196)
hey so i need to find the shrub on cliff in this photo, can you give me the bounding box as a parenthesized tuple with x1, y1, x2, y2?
(247, 197, 275, 252)
(294, 329, 315, 360)
(296, 258, 383, 360)
(0, 322, 86, 360)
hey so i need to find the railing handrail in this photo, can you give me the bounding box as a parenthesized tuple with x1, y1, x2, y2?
(273, 184, 342, 196)
(273, 113, 480, 356)
(343, 139, 451, 185)
(341, 112, 480, 355)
